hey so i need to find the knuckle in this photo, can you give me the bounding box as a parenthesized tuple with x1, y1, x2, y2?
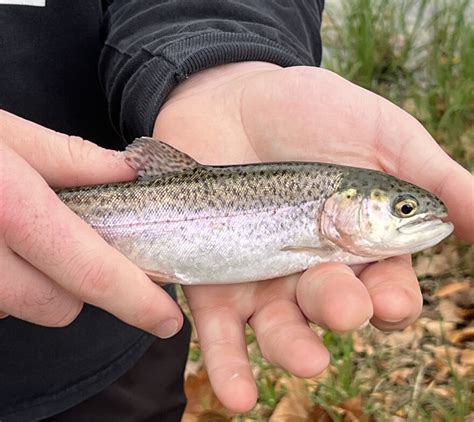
(68, 253, 112, 301)
(201, 337, 233, 354)
(27, 284, 80, 327)
(0, 155, 51, 248)
(47, 301, 83, 327)
(2, 203, 49, 259)
(63, 135, 96, 183)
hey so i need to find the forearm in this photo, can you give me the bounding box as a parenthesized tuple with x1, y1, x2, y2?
(99, 0, 324, 141)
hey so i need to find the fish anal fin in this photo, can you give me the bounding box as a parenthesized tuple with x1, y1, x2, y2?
(124, 137, 200, 179)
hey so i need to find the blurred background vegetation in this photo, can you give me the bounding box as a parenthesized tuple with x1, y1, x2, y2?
(182, 1, 474, 420)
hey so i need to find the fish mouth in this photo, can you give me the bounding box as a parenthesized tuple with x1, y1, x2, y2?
(397, 213, 453, 238)
(398, 218, 447, 234)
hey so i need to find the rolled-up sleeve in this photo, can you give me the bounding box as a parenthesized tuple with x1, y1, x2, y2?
(99, 0, 324, 140)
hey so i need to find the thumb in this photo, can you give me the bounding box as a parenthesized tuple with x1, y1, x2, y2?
(0, 110, 135, 187)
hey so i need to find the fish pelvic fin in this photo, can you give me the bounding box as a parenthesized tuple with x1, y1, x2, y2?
(125, 137, 201, 179)
(143, 268, 185, 286)
(280, 244, 336, 258)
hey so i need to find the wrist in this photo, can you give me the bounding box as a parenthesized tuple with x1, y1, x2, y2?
(152, 62, 281, 163)
(162, 61, 281, 109)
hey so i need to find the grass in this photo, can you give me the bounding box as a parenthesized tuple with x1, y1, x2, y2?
(183, 1, 474, 420)
(323, 0, 474, 169)
(310, 332, 362, 420)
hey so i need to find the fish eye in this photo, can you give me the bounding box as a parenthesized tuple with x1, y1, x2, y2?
(394, 196, 418, 218)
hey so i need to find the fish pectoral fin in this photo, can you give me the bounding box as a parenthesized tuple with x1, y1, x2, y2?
(281, 244, 336, 257)
(143, 268, 184, 286)
(124, 137, 201, 179)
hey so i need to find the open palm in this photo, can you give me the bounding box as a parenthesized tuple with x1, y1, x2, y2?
(153, 62, 473, 412)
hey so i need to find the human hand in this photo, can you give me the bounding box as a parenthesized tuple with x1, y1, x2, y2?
(0, 110, 183, 338)
(154, 62, 473, 411)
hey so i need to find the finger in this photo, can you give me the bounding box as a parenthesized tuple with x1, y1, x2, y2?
(0, 247, 83, 326)
(2, 149, 183, 338)
(358, 255, 423, 330)
(250, 286, 329, 377)
(0, 110, 135, 187)
(296, 264, 373, 332)
(188, 299, 257, 413)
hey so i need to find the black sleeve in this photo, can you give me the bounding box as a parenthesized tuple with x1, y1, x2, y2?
(99, 0, 325, 141)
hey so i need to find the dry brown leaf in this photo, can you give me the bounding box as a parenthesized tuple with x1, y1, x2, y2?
(389, 367, 414, 385)
(430, 386, 455, 398)
(269, 397, 309, 422)
(182, 367, 233, 422)
(352, 332, 374, 355)
(414, 254, 451, 277)
(465, 412, 474, 422)
(339, 396, 370, 422)
(196, 411, 230, 422)
(394, 408, 408, 417)
(461, 349, 474, 366)
(451, 287, 474, 310)
(456, 307, 474, 321)
(418, 317, 457, 338)
(427, 345, 471, 378)
(381, 323, 424, 349)
(433, 281, 470, 298)
(307, 405, 333, 422)
(448, 326, 474, 344)
(438, 299, 464, 323)
(185, 359, 204, 379)
(431, 345, 460, 362)
(270, 377, 310, 422)
(305, 367, 331, 391)
(434, 366, 450, 383)
(427, 413, 443, 422)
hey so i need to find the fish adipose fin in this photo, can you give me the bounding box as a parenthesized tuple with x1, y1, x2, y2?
(125, 137, 200, 179)
(281, 245, 336, 257)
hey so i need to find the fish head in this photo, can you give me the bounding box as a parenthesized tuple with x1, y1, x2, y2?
(320, 171, 454, 258)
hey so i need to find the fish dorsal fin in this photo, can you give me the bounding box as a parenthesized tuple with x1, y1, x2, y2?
(124, 137, 200, 179)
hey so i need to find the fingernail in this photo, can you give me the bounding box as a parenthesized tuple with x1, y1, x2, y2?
(382, 317, 406, 324)
(358, 318, 371, 330)
(155, 319, 179, 339)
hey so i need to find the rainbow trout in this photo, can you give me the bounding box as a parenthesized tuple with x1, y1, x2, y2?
(58, 137, 453, 285)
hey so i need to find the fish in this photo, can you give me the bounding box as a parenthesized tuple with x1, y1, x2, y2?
(57, 137, 454, 285)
